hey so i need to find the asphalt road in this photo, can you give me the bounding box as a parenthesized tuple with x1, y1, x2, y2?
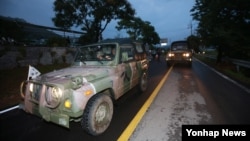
(130, 58, 250, 141)
(1, 58, 250, 141)
(192, 59, 250, 124)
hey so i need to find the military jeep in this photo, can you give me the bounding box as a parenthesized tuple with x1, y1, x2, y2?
(20, 38, 149, 136)
(166, 40, 192, 67)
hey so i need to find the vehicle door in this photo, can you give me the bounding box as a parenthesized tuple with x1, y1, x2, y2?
(118, 45, 138, 94)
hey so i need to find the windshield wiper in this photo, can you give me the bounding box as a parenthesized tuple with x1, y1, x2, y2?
(80, 60, 86, 65)
(78, 56, 86, 64)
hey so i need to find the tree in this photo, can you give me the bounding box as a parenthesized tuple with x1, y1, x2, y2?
(187, 35, 200, 53)
(52, 0, 135, 44)
(191, 0, 250, 61)
(116, 17, 160, 45)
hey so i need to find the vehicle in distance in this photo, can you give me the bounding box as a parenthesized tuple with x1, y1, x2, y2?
(20, 38, 149, 136)
(166, 40, 192, 67)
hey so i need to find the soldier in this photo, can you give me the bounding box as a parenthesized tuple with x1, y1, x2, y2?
(105, 48, 116, 60)
(96, 51, 104, 60)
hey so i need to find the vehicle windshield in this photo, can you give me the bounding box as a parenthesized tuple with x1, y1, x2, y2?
(74, 43, 117, 63)
(171, 43, 188, 51)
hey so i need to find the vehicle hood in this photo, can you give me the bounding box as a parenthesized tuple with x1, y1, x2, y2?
(36, 66, 111, 84)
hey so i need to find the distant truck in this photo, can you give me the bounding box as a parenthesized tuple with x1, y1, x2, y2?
(166, 40, 193, 67)
(20, 38, 149, 135)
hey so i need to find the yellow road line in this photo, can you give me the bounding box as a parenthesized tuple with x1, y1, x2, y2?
(117, 66, 173, 141)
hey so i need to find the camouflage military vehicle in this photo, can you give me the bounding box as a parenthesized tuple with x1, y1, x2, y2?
(20, 38, 149, 136)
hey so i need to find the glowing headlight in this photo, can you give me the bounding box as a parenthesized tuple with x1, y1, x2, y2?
(168, 53, 175, 57)
(29, 83, 34, 93)
(183, 53, 190, 57)
(51, 87, 62, 99)
(45, 86, 63, 108)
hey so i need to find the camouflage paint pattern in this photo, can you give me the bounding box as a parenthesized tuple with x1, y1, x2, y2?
(20, 41, 149, 128)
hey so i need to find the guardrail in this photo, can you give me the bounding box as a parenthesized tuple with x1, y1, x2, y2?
(230, 58, 250, 72)
(197, 54, 250, 72)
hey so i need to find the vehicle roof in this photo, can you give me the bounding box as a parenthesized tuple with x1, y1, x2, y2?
(98, 38, 141, 45)
(171, 40, 188, 46)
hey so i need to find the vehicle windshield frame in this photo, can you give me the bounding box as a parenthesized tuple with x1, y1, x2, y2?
(74, 43, 117, 63)
(171, 42, 189, 51)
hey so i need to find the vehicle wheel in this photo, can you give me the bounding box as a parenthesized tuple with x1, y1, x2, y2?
(138, 72, 148, 92)
(81, 94, 113, 136)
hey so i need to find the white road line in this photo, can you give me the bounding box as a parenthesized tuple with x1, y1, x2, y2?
(194, 57, 250, 94)
(0, 105, 19, 115)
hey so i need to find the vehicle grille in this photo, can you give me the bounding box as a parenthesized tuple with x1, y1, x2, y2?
(175, 53, 182, 60)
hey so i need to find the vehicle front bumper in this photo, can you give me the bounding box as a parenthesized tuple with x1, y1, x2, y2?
(166, 57, 192, 63)
(20, 102, 70, 128)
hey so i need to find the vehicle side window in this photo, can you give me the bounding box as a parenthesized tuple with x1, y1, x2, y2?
(120, 46, 134, 63)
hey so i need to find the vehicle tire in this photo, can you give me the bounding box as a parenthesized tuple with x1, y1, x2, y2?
(138, 72, 148, 92)
(81, 94, 113, 136)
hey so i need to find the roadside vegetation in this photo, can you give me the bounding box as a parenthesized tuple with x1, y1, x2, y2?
(188, 0, 250, 66)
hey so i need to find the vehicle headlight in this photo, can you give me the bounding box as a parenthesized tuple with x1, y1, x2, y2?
(183, 53, 190, 57)
(29, 83, 34, 93)
(168, 53, 175, 57)
(45, 86, 63, 108)
(28, 82, 42, 101)
(51, 87, 62, 98)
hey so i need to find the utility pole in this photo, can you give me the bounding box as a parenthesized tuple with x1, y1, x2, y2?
(188, 21, 193, 35)
(190, 23, 193, 35)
